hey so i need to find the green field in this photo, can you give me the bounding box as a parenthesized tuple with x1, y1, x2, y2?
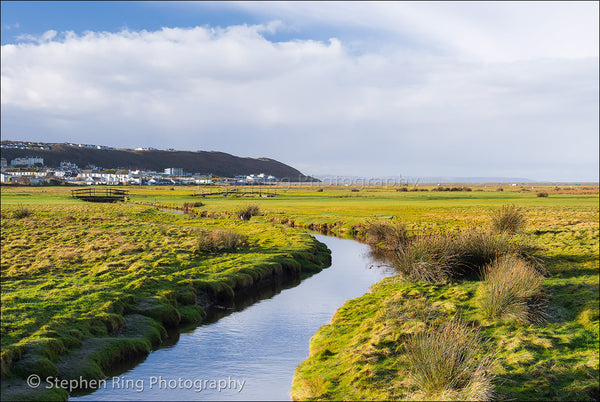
(0, 186, 331, 401)
(1, 184, 598, 401)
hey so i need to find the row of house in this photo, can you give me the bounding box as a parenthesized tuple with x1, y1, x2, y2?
(10, 157, 44, 167)
(0, 141, 52, 150)
(1, 154, 279, 185)
(0, 141, 115, 151)
(1, 166, 276, 186)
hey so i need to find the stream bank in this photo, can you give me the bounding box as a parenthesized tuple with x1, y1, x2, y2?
(70, 235, 393, 401)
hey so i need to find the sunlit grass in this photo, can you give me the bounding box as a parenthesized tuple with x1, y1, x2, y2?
(1, 185, 598, 401)
(478, 254, 547, 323)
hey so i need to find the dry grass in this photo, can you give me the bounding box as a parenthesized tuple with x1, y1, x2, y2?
(392, 234, 457, 283)
(12, 204, 33, 219)
(478, 254, 547, 324)
(366, 220, 410, 250)
(491, 204, 526, 234)
(404, 318, 496, 401)
(390, 229, 543, 283)
(195, 229, 249, 253)
(449, 230, 542, 277)
(237, 204, 260, 221)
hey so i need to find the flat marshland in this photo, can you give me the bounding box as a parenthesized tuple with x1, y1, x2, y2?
(1, 184, 598, 401)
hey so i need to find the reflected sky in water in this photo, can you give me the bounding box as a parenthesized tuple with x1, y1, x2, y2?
(71, 235, 394, 401)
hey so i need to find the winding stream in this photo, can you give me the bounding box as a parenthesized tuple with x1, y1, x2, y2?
(71, 234, 393, 401)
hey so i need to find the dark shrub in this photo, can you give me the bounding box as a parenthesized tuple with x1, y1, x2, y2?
(537, 192, 549, 197)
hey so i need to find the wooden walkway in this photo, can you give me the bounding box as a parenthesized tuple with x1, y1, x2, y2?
(71, 188, 129, 203)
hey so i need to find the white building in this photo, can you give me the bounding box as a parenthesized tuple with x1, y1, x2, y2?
(59, 161, 80, 170)
(164, 168, 184, 176)
(77, 172, 129, 185)
(0, 173, 14, 183)
(10, 157, 44, 167)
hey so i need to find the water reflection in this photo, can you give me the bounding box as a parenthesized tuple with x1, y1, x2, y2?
(71, 235, 394, 401)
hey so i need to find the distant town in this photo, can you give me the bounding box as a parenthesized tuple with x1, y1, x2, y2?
(0, 141, 277, 186)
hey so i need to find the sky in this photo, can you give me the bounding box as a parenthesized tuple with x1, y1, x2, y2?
(1, 1, 598, 181)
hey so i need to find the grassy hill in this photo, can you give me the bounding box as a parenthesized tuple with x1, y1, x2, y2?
(0, 143, 314, 180)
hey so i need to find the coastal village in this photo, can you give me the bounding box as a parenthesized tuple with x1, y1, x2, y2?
(0, 141, 277, 186)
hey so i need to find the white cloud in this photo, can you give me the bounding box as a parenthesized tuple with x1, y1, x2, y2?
(2, 23, 20, 30)
(1, 15, 598, 181)
(230, 1, 599, 62)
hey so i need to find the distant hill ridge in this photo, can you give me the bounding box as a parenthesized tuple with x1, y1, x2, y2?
(0, 142, 313, 180)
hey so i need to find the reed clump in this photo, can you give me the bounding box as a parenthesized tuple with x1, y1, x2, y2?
(392, 234, 456, 283)
(196, 229, 249, 253)
(12, 204, 33, 219)
(182, 201, 204, 214)
(478, 254, 547, 323)
(366, 221, 410, 250)
(389, 230, 543, 283)
(404, 318, 496, 401)
(491, 204, 526, 234)
(237, 204, 260, 221)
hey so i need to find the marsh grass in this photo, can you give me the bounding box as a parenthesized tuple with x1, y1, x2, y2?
(478, 254, 547, 323)
(196, 229, 249, 253)
(237, 204, 260, 221)
(491, 204, 526, 234)
(366, 220, 410, 250)
(182, 201, 204, 214)
(390, 229, 543, 283)
(12, 204, 33, 219)
(449, 230, 544, 277)
(392, 234, 457, 282)
(404, 318, 496, 401)
(0, 199, 330, 395)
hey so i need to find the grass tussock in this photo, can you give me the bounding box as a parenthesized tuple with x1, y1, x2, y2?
(478, 254, 547, 324)
(391, 230, 543, 283)
(12, 204, 33, 219)
(404, 318, 496, 401)
(392, 234, 457, 283)
(432, 186, 472, 192)
(182, 201, 204, 214)
(449, 230, 543, 275)
(366, 220, 410, 250)
(196, 229, 249, 253)
(237, 204, 260, 221)
(491, 204, 526, 234)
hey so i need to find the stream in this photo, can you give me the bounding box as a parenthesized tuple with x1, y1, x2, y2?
(70, 234, 394, 401)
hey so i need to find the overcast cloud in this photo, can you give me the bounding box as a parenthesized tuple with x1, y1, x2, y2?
(1, 2, 598, 181)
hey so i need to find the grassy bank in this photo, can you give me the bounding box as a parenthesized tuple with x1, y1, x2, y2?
(291, 198, 599, 400)
(0, 197, 330, 401)
(1, 185, 598, 400)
